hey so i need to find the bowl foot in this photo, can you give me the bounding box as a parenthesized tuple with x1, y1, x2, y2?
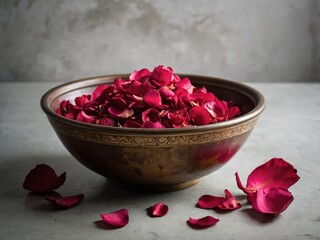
(108, 179, 200, 192)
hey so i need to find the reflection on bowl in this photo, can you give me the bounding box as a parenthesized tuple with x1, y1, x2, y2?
(41, 74, 265, 192)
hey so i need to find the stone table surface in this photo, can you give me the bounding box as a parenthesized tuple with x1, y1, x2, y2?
(0, 82, 319, 240)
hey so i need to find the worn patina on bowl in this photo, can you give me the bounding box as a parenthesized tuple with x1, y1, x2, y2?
(41, 74, 265, 192)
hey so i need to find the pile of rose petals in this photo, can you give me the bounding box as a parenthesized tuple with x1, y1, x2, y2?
(23, 158, 299, 229)
(56, 65, 240, 128)
(23, 164, 84, 209)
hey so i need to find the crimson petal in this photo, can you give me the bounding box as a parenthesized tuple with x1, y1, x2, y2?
(147, 202, 169, 217)
(45, 192, 84, 209)
(188, 216, 219, 229)
(100, 209, 129, 228)
(143, 90, 162, 108)
(197, 195, 225, 209)
(217, 189, 241, 210)
(23, 164, 66, 193)
(251, 188, 294, 215)
(189, 106, 211, 125)
(238, 158, 300, 193)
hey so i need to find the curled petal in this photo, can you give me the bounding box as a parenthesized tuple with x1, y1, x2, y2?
(176, 77, 193, 93)
(142, 108, 161, 123)
(129, 68, 151, 81)
(91, 85, 108, 102)
(147, 202, 169, 217)
(151, 65, 173, 86)
(188, 216, 219, 229)
(100, 209, 129, 228)
(23, 164, 66, 193)
(75, 94, 90, 108)
(99, 117, 115, 126)
(243, 158, 300, 193)
(197, 195, 225, 209)
(108, 107, 134, 119)
(45, 192, 84, 209)
(217, 189, 241, 210)
(251, 188, 294, 215)
(76, 111, 96, 123)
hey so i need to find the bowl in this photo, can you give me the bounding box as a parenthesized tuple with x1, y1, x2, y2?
(41, 74, 265, 192)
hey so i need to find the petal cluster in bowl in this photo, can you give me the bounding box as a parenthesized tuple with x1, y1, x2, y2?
(41, 74, 265, 192)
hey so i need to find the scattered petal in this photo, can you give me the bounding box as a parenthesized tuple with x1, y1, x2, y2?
(197, 195, 225, 209)
(23, 164, 66, 193)
(143, 90, 162, 108)
(100, 209, 129, 228)
(45, 192, 84, 209)
(236, 158, 300, 194)
(217, 189, 241, 210)
(189, 106, 211, 125)
(188, 216, 219, 229)
(251, 188, 294, 215)
(147, 202, 169, 217)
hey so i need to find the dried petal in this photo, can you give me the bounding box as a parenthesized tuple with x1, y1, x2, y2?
(91, 85, 109, 102)
(100, 209, 129, 228)
(197, 195, 225, 209)
(23, 164, 66, 193)
(45, 192, 84, 209)
(129, 68, 151, 81)
(147, 202, 169, 217)
(75, 94, 90, 107)
(188, 216, 219, 229)
(251, 188, 294, 215)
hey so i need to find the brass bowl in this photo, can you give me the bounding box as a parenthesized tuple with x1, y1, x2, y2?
(41, 74, 265, 192)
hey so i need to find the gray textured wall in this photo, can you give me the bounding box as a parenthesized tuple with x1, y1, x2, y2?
(0, 0, 318, 82)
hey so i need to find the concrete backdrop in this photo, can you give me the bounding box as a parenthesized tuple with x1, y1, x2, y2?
(0, 0, 319, 83)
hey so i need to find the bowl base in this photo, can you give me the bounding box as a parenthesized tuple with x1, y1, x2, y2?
(108, 179, 200, 192)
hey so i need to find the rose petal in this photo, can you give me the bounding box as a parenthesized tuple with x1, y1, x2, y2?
(100, 209, 129, 228)
(23, 164, 66, 193)
(142, 121, 165, 128)
(45, 192, 84, 209)
(91, 85, 109, 102)
(151, 65, 173, 86)
(99, 117, 115, 126)
(147, 202, 169, 217)
(129, 68, 151, 81)
(236, 158, 300, 194)
(197, 195, 225, 209)
(75, 94, 90, 108)
(124, 120, 142, 128)
(143, 90, 162, 108)
(251, 188, 294, 215)
(76, 110, 96, 123)
(188, 216, 219, 229)
(217, 189, 241, 210)
(189, 106, 211, 125)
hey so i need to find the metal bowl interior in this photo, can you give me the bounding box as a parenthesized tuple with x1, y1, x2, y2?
(41, 74, 265, 192)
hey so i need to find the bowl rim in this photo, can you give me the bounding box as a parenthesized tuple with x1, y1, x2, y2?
(40, 73, 266, 134)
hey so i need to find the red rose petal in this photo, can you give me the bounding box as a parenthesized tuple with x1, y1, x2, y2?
(143, 90, 162, 108)
(188, 216, 219, 229)
(152, 65, 173, 86)
(189, 106, 211, 125)
(251, 187, 294, 215)
(45, 192, 84, 209)
(100, 209, 129, 228)
(91, 85, 108, 102)
(236, 158, 300, 194)
(76, 111, 96, 123)
(197, 195, 225, 209)
(129, 68, 151, 81)
(217, 189, 241, 210)
(147, 202, 169, 217)
(23, 164, 66, 193)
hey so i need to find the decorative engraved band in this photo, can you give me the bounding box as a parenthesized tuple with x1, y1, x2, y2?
(50, 117, 257, 147)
